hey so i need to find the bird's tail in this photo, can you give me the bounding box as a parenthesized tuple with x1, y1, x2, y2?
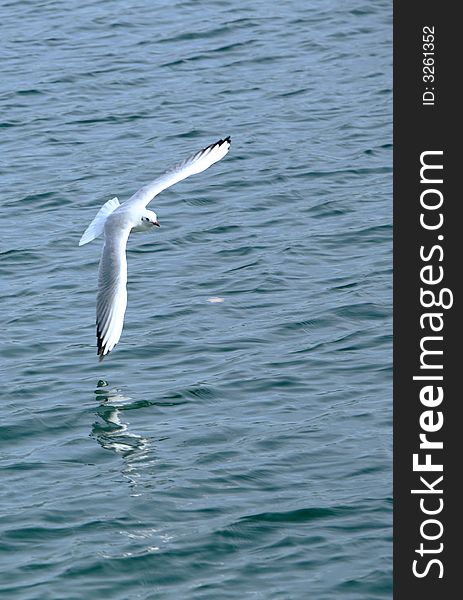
(79, 197, 120, 246)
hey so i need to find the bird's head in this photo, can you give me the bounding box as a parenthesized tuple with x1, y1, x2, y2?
(140, 210, 160, 229)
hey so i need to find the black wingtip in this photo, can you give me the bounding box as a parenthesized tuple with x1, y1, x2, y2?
(97, 344, 110, 361)
(96, 326, 109, 361)
(214, 136, 231, 148)
(202, 136, 231, 156)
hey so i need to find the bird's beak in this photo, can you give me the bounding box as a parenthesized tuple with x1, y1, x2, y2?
(153, 220, 160, 227)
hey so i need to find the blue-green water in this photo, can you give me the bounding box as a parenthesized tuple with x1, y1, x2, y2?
(1, 1, 392, 598)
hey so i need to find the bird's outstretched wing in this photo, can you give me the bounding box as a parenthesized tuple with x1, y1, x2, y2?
(123, 136, 231, 210)
(96, 224, 131, 359)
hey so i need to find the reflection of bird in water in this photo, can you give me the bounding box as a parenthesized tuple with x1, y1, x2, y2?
(91, 381, 178, 559)
(92, 380, 152, 493)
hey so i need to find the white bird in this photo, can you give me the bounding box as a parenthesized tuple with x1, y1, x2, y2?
(79, 136, 231, 360)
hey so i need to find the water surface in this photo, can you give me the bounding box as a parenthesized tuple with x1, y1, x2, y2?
(1, 1, 392, 598)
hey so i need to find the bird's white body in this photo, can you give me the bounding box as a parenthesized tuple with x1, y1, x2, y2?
(79, 137, 231, 359)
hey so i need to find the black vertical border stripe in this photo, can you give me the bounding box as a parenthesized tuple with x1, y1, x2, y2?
(394, 3, 460, 598)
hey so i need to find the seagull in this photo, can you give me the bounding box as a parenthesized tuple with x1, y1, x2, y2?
(79, 136, 231, 360)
